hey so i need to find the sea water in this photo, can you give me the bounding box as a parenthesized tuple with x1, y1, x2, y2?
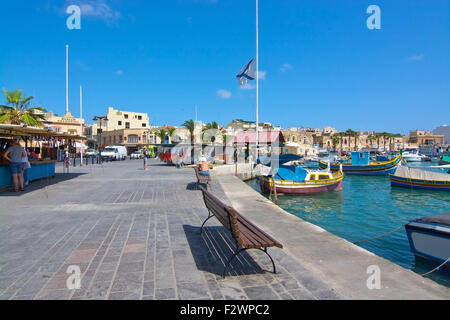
(246, 162, 450, 287)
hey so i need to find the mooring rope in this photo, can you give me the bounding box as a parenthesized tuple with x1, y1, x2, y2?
(352, 224, 407, 245)
(353, 223, 450, 276)
(421, 257, 450, 276)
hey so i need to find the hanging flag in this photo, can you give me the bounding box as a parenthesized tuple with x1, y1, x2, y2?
(236, 59, 255, 85)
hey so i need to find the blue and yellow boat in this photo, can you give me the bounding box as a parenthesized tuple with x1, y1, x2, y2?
(318, 151, 402, 176)
(390, 165, 450, 191)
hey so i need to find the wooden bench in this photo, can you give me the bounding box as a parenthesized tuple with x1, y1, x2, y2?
(194, 166, 211, 188)
(198, 185, 283, 277)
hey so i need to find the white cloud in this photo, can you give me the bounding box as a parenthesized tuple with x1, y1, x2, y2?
(239, 83, 255, 90)
(280, 63, 293, 72)
(65, 0, 120, 22)
(405, 54, 425, 62)
(217, 89, 232, 99)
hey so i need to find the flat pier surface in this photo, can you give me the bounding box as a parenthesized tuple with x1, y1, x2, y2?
(0, 160, 448, 300)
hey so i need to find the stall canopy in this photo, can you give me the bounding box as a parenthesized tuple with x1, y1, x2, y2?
(0, 124, 87, 140)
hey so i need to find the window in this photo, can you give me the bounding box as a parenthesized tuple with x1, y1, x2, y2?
(142, 123, 146, 127)
(309, 174, 316, 181)
(118, 121, 122, 126)
(125, 122, 130, 129)
(128, 135, 138, 143)
(138, 115, 142, 120)
(143, 135, 147, 143)
(318, 175, 329, 180)
(124, 114, 129, 119)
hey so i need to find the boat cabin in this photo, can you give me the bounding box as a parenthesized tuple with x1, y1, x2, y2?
(351, 151, 370, 165)
(274, 165, 333, 182)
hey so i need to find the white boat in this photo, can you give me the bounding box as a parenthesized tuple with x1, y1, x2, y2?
(402, 150, 427, 162)
(405, 212, 450, 266)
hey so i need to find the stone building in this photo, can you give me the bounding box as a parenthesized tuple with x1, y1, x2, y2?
(44, 111, 84, 136)
(95, 107, 150, 132)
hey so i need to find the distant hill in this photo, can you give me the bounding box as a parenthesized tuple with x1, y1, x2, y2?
(433, 125, 450, 144)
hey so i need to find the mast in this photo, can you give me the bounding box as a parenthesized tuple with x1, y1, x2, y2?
(255, 0, 259, 153)
(80, 85, 83, 165)
(66, 44, 69, 113)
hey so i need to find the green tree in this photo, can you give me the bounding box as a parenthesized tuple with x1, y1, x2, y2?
(157, 128, 167, 144)
(0, 89, 46, 127)
(167, 127, 176, 143)
(182, 119, 196, 143)
(331, 134, 340, 151)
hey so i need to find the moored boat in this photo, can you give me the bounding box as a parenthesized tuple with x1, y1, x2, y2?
(259, 163, 344, 194)
(390, 165, 450, 191)
(439, 155, 450, 165)
(405, 212, 450, 267)
(402, 150, 427, 162)
(318, 151, 402, 176)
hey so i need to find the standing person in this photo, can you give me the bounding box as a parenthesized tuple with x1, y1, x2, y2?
(3, 139, 26, 192)
(143, 155, 148, 171)
(64, 150, 70, 174)
(21, 149, 31, 186)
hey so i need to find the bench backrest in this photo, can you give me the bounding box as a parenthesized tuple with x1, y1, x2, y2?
(198, 185, 239, 237)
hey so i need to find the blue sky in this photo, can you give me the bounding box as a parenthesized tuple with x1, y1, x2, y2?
(0, 0, 449, 134)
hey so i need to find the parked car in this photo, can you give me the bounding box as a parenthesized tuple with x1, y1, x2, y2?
(85, 149, 99, 157)
(130, 151, 142, 159)
(101, 146, 127, 161)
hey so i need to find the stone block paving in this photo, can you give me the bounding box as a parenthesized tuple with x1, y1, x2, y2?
(0, 160, 343, 300)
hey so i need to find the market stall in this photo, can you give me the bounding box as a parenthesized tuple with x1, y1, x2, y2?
(0, 124, 86, 191)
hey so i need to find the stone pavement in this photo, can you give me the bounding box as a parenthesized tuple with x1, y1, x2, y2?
(0, 159, 342, 300)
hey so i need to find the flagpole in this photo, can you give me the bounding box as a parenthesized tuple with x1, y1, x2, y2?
(255, 0, 259, 155)
(80, 85, 83, 166)
(66, 44, 69, 113)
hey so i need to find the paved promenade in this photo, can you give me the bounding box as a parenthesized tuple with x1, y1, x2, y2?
(0, 160, 448, 300)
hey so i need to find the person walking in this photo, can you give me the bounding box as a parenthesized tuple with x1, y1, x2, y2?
(3, 139, 26, 192)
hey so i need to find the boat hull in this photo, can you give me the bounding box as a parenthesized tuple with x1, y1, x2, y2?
(390, 175, 450, 191)
(259, 175, 343, 194)
(405, 221, 450, 266)
(318, 155, 401, 176)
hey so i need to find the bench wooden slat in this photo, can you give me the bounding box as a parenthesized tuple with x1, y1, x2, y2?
(232, 209, 282, 248)
(199, 185, 282, 250)
(195, 167, 211, 183)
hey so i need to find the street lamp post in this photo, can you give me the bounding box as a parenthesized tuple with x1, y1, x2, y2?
(93, 115, 108, 164)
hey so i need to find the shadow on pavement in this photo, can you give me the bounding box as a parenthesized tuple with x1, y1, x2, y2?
(0, 173, 87, 197)
(183, 224, 265, 277)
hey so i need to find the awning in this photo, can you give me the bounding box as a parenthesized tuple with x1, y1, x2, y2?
(0, 124, 87, 140)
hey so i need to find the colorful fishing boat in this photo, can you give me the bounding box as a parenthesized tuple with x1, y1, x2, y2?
(439, 155, 450, 165)
(390, 165, 450, 191)
(259, 163, 344, 194)
(405, 212, 450, 267)
(318, 151, 402, 176)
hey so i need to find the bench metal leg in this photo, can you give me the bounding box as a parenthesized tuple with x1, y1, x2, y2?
(222, 247, 277, 278)
(258, 248, 277, 274)
(222, 248, 247, 278)
(199, 210, 214, 235)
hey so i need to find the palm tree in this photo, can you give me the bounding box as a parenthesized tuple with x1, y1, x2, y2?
(331, 134, 340, 152)
(157, 128, 167, 144)
(182, 119, 196, 143)
(0, 89, 46, 127)
(338, 132, 345, 153)
(367, 134, 376, 150)
(345, 129, 357, 151)
(166, 127, 176, 143)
